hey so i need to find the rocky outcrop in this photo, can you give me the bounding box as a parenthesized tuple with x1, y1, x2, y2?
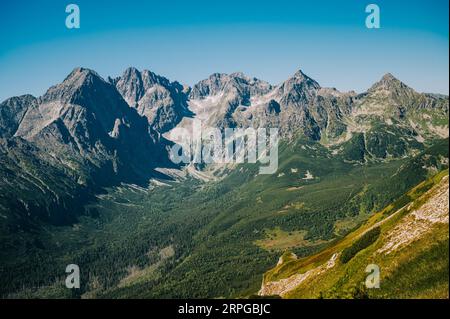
(113, 67, 189, 133)
(377, 175, 449, 255)
(0, 94, 37, 138)
(258, 253, 339, 297)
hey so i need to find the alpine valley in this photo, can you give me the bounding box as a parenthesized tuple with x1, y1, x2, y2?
(0, 67, 448, 298)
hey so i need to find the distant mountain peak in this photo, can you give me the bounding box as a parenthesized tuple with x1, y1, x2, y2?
(286, 69, 320, 86)
(123, 66, 140, 74)
(113, 67, 189, 133)
(277, 69, 321, 97)
(40, 67, 106, 104)
(292, 69, 308, 79)
(190, 71, 272, 101)
(378, 72, 403, 86)
(369, 72, 412, 93)
(114, 67, 174, 107)
(64, 67, 101, 83)
(120, 67, 170, 84)
(121, 67, 142, 81)
(205, 72, 227, 81)
(381, 72, 396, 81)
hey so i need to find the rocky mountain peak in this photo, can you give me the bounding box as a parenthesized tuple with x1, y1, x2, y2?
(113, 67, 189, 133)
(115, 67, 174, 107)
(1, 94, 37, 106)
(278, 69, 321, 94)
(140, 69, 171, 88)
(368, 72, 412, 93)
(63, 67, 101, 85)
(381, 72, 396, 81)
(292, 69, 320, 85)
(275, 69, 321, 106)
(40, 67, 105, 104)
(190, 72, 272, 100)
(10, 66, 170, 190)
(292, 69, 309, 80)
(115, 67, 145, 106)
(122, 66, 141, 79)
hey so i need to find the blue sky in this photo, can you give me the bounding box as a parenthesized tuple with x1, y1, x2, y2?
(0, 0, 448, 101)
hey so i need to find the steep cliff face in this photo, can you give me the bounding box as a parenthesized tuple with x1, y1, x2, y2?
(188, 72, 273, 128)
(0, 95, 38, 138)
(113, 67, 190, 133)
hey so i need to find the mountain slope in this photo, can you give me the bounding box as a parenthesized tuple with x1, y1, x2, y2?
(259, 170, 449, 299)
(113, 67, 190, 133)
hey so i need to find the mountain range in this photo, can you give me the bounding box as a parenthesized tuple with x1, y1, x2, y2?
(1, 67, 447, 223)
(0, 66, 448, 298)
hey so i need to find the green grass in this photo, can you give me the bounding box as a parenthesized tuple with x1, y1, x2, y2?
(255, 227, 329, 252)
(263, 169, 449, 299)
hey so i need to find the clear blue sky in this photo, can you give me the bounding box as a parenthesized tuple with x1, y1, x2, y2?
(0, 0, 448, 101)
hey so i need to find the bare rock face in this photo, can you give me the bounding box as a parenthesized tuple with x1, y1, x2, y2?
(113, 67, 189, 133)
(377, 175, 449, 255)
(270, 70, 323, 140)
(258, 253, 339, 297)
(190, 72, 273, 100)
(188, 72, 273, 128)
(0, 94, 37, 138)
(187, 69, 355, 141)
(276, 69, 320, 105)
(368, 73, 413, 93)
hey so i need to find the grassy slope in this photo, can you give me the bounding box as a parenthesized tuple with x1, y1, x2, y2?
(261, 170, 449, 299)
